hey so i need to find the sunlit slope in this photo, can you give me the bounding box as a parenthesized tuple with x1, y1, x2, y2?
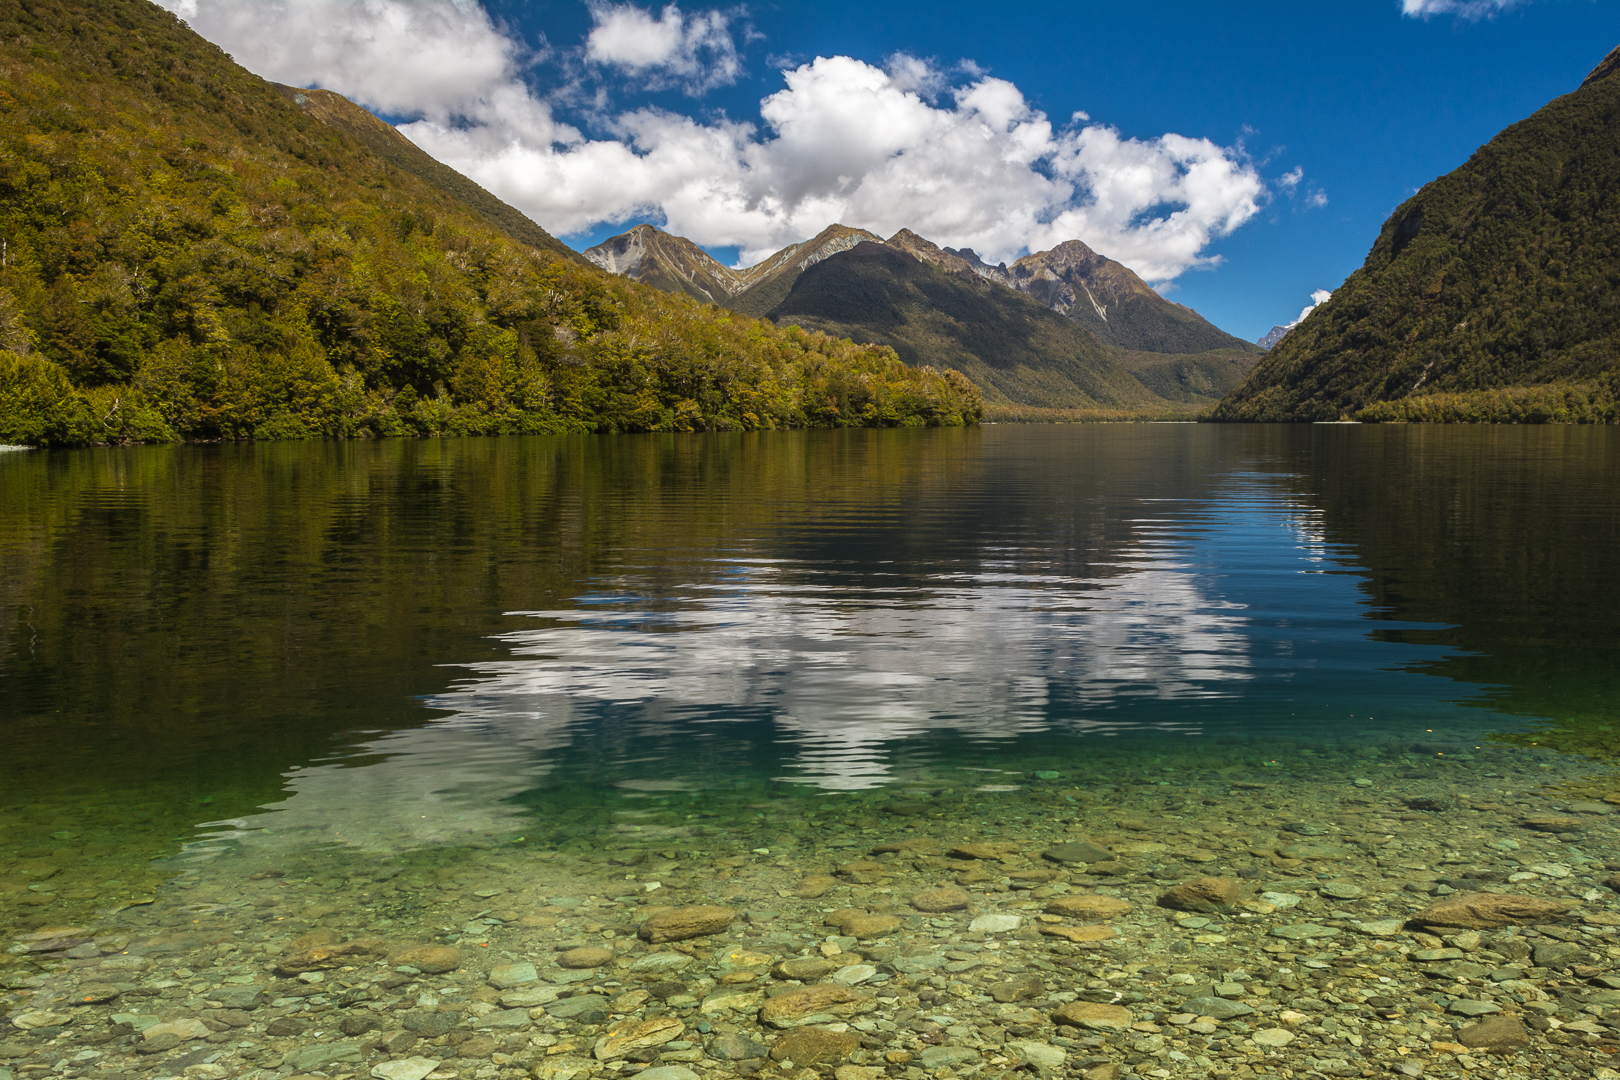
(269, 84, 585, 265)
(0, 0, 983, 444)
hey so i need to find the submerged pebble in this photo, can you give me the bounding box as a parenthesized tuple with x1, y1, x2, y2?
(1, 738, 1617, 1080)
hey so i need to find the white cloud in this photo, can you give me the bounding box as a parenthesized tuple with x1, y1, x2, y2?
(160, 1, 1272, 282)
(412, 52, 1266, 279)
(585, 2, 742, 93)
(1400, 0, 1525, 20)
(1276, 166, 1328, 211)
(883, 52, 948, 98)
(157, 0, 525, 120)
(1289, 288, 1333, 327)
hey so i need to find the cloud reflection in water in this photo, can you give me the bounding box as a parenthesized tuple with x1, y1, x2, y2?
(199, 508, 1277, 852)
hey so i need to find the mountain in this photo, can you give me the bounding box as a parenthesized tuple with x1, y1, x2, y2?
(586, 223, 1254, 357)
(1257, 325, 1291, 351)
(1213, 42, 1620, 423)
(0, 0, 983, 446)
(580, 223, 883, 314)
(727, 224, 886, 317)
(945, 241, 1257, 355)
(766, 233, 1260, 409)
(271, 85, 584, 266)
(585, 222, 1260, 410)
(764, 241, 1169, 410)
(580, 222, 747, 303)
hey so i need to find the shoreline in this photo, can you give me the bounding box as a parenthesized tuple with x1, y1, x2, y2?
(5, 738, 1620, 1080)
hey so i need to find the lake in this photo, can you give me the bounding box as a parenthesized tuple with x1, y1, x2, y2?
(1, 424, 1618, 1014)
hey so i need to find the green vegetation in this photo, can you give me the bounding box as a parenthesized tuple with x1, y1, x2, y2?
(1358, 378, 1619, 424)
(982, 404, 1197, 423)
(0, 0, 980, 447)
(1492, 713, 1620, 764)
(1214, 47, 1620, 422)
(268, 85, 587, 266)
(769, 242, 1186, 411)
(1110, 347, 1262, 405)
(584, 222, 1260, 414)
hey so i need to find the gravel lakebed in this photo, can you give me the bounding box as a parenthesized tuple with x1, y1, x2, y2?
(7, 738, 1620, 1080)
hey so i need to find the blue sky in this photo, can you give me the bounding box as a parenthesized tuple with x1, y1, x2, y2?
(166, 0, 1618, 341)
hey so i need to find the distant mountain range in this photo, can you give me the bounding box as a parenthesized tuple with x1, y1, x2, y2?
(585, 223, 1259, 411)
(583, 222, 881, 317)
(1215, 42, 1620, 422)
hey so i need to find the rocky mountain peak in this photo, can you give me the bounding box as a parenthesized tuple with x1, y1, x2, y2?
(582, 223, 742, 303)
(885, 230, 989, 285)
(582, 221, 1253, 356)
(1581, 42, 1620, 88)
(1256, 324, 1291, 351)
(1010, 241, 1159, 311)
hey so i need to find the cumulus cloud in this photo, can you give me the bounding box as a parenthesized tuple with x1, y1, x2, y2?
(585, 2, 742, 93)
(1289, 289, 1333, 327)
(1400, 0, 1526, 20)
(160, 1, 1274, 281)
(158, 0, 525, 119)
(413, 51, 1266, 278)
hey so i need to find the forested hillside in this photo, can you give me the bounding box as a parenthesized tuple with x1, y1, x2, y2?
(1213, 43, 1620, 423)
(0, 0, 981, 446)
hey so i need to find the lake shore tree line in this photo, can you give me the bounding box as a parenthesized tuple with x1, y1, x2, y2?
(0, 0, 982, 448)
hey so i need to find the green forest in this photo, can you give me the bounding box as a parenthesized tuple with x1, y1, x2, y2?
(1213, 49, 1620, 423)
(0, 0, 981, 448)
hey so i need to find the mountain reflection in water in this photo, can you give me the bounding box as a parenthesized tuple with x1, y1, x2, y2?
(196, 477, 1465, 853)
(8, 426, 1613, 881)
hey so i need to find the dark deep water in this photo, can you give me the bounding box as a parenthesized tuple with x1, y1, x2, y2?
(2, 424, 1618, 921)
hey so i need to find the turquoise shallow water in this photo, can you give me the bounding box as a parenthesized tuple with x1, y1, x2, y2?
(1, 424, 1618, 929)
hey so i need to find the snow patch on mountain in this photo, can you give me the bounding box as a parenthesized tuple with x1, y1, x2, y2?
(1257, 289, 1332, 350)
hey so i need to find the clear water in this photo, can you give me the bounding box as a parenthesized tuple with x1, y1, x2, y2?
(2, 424, 1618, 934)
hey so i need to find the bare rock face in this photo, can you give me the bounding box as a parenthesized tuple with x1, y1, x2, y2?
(1411, 893, 1575, 930)
(1456, 1014, 1531, 1049)
(638, 905, 738, 944)
(274, 936, 388, 975)
(759, 985, 874, 1029)
(593, 1016, 684, 1061)
(390, 945, 462, 974)
(1051, 1001, 1133, 1031)
(1159, 877, 1248, 914)
(1044, 895, 1133, 919)
(910, 886, 972, 913)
